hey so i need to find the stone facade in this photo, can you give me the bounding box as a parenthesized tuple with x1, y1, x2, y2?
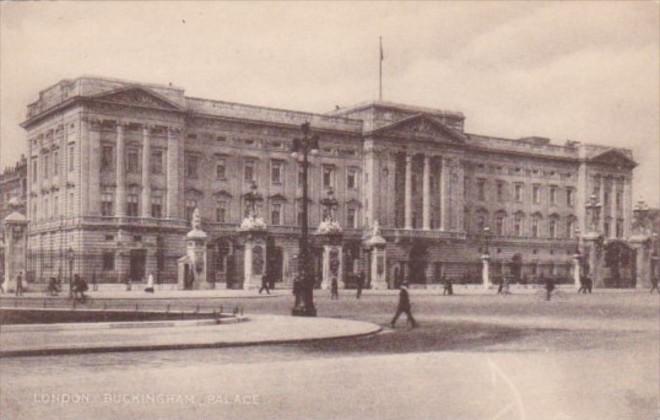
(20, 76, 638, 288)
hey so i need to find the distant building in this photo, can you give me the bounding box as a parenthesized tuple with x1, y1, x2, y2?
(0, 155, 27, 226)
(20, 76, 637, 287)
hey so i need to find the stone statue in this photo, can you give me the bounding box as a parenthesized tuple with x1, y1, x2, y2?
(192, 207, 201, 230)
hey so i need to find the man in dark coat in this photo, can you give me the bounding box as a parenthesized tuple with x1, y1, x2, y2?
(442, 275, 453, 296)
(15, 271, 24, 297)
(356, 270, 365, 299)
(259, 273, 270, 295)
(544, 275, 555, 301)
(390, 284, 417, 328)
(292, 275, 303, 308)
(331, 277, 339, 300)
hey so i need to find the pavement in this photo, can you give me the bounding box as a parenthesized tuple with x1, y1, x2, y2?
(0, 314, 382, 357)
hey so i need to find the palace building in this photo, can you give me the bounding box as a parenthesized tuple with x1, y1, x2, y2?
(20, 76, 638, 288)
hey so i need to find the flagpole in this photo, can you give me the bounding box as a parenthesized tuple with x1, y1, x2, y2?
(379, 36, 383, 101)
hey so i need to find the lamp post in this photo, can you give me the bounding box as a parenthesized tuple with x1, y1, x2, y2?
(67, 247, 74, 298)
(291, 122, 319, 317)
(483, 226, 491, 255)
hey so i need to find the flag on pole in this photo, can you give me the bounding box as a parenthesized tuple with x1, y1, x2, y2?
(380, 36, 384, 61)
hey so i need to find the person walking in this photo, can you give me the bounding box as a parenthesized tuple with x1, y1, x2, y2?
(73, 274, 88, 303)
(578, 274, 587, 294)
(15, 271, 24, 297)
(585, 275, 593, 294)
(649, 275, 659, 294)
(356, 270, 365, 299)
(330, 277, 339, 300)
(544, 275, 555, 301)
(259, 273, 271, 295)
(390, 284, 417, 328)
(442, 275, 453, 296)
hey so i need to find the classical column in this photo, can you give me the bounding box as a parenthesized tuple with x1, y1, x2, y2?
(141, 125, 152, 218)
(166, 127, 181, 218)
(611, 179, 618, 238)
(573, 254, 582, 289)
(598, 175, 605, 233)
(404, 154, 413, 229)
(422, 155, 431, 230)
(440, 157, 450, 231)
(623, 177, 632, 238)
(115, 122, 127, 217)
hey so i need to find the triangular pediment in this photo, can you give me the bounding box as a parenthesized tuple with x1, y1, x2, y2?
(589, 149, 636, 168)
(92, 86, 183, 111)
(370, 113, 465, 144)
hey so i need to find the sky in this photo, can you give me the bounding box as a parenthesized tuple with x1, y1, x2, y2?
(1, 1, 658, 206)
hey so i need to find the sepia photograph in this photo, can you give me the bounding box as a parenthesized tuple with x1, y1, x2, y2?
(0, 2, 658, 419)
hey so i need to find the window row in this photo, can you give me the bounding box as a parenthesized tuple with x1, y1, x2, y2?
(31, 144, 76, 183)
(467, 178, 575, 207)
(188, 156, 361, 191)
(30, 192, 75, 221)
(100, 146, 165, 175)
(466, 211, 582, 239)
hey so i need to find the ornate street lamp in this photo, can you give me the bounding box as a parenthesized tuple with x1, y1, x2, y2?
(633, 199, 650, 235)
(67, 247, 74, 298)
(291, 122, 319, 317)
(482, 226, 491, 255)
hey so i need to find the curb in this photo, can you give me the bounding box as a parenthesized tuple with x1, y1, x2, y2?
(0, 320, 382, 358)
(0, 315, 248, 333)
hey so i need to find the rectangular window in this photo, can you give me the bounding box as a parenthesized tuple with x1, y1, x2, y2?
(103, 252, 115, 271)
(186, 155, 199, 178)
(53, 151, 58, 175)
(347, 208, 357, 228)
(32, 159, 38, 183)
(567, 188, 574, 206)
(514, 216, 523, 237)
(496, 182, 504, 202)
(101, 191, 113, 216)
(604, 220, 611, 237)
(151, 196, 163, 218)
(53, 195, 58, 217)
(244, 160, 255, 182)
(127, 150, 139, 173)
(549, 220, 557, 238)
(127, 194, 139, 217)
(298, 167, 304, 188)
(151, 150, 163, 175)
(216, 159, 226, 180)
(347, 168, 357, 190)
(531, 219, 539, 238)
(68, 144, 75, 172)
(44, 197, 49, 219)
(69, 192, 74, 214)
(514, 184, 523, 202)
(567, 220, 575, 238)
(271, 161, 283, 185)
(616, 192, 623, 210)
(271, 203, 282, 226)
(101, 146, 113, 171)
(477, 178, 486, 201)
(533, 185, 541, 204)
(550, 186, 557, 205)
(43, 154, 49, 179)
(323, 166, 335, 189)
(216, 202, 227, 223)
(616, 219, 623, 238)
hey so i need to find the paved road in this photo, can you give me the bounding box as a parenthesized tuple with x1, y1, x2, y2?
(1, 290, 658, 420)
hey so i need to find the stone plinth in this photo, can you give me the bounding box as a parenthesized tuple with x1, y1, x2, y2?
(364, 222, 387, 290)
(629, 235, 651, 289)
(481, 254, 491, 290)
(238, 215, 268, 290)
(177, 209, 209, 290)
(2, 210, 29, 292)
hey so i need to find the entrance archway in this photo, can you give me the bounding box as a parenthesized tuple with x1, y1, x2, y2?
(408, 240, 429, 284)
(604, 240, 635, 288)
